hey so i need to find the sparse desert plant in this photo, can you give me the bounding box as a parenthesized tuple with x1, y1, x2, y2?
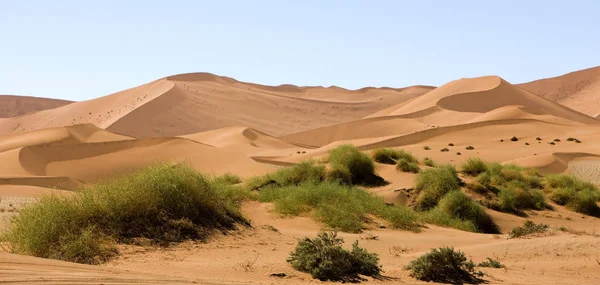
(460, 158, 488, 176)
(567, 137, 576, 142)
(500, 139, 504, 142)
(554, 138, 561, 142)
(477, 257, 505, 268)
(258, 181, 418, 232)
(423, 157, 436, 167)
(508, 220, 550, 238)
(536, 137, 542, 141)
(525, 142, 529, 145)
(328, 145, 381, 186)
(456, 152, 462, 155)
(434, 191, 499, 233)
(372, 148, 418, 165)
(414, 165, 462, 211)
(2, 164, 250, 264)
(287, 231, 381, 282)
(510, 136, 518, 142)
(440, 148, 450, 152)
(396, 158, 420, 173)
(575, 139, 582, 143)
(406, 247, 483, 284)
(423, 146, 431, 150)
(448, 143, 454, 146)
(466, 146, 475, 150)
(549, 141, 556, 145)
(497, 186, 546, 214)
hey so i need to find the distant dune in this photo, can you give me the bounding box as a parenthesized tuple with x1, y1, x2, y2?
(0, 95, 72, 118)
(0, 73, 435, 138)
(518, 66, 600, 117)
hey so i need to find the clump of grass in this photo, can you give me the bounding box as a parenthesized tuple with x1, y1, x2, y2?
(546, 174, 600, 215)
(536, 137, 542, 141)
(247, 161, 326, 190)
(508, 220, 550, 238)
(414, 165, 461, 211)
(423, 146, 431, 150)
(460, 158, 488, 176)
(440, 148, 450, 152)
(448, 143, 454, 146)
(567, 137, 576, 142)
(500, 139, 504, 142)
(423, 157, 436, 167)
(372, 148, 418, 165)
(549, 141, 556, 145)
(497, 186, 546, 214)
(575, 139, 582, 143)
(554, 138, 561, 142)
(525, 142, 530, 145)
(406, 247, 483, 284)
(396, 158, 420, 173)
(258, 182, 418, 233)
(466, 146, 475, 150)
(510, 136, 518, 142)
(214, 172, 242, 185)
(434, 191, 498, 233)
(478, 257, 504, 268)
(456, 152, 462, 155)
(2, 164, 250, 264)
(329, 145, 381, 186)
(287, 231, 381, 282)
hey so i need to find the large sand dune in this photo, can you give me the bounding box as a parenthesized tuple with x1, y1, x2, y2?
(0, 95, 72, 118)
(518, 66, 600, 117)
(2, 68, 600, 285)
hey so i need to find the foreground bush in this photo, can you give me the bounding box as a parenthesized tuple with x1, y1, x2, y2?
(258, 181, 418, 232)
(2, 164, 249, 264)
(546, 174, 600, 215)
(414, 165, 462, 210)
(287, 231, 381, 282)
(406, 247, 483, 283)
(396, 158, 420, 173)
(372, 148, 417, 165)
(329, 145, 382, 186)
(497, 186, 546, 214)
(508, 220, 550, 238)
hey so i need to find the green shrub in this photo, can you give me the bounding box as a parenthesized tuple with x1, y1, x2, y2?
(287, 231, 381, 282)
(575, 139, 582, 143)
(421, 208, 478, 232)
(497, 186, 546, 214)
(396, 158, 420, 173)
(525, 142, 530, 145)
(423, 157, 436, 167)
(510, 136, 518, 141)
(478, 257, 504, 268)
(456, 152, 461, 155)
(2, 164, 249, 264)
(423, 146, 431, 150)
(414, 166, 461, 211)
(461, 158, 488, 176)
(328, 145, 380, 186)
(536, 137, 542, 141)
(448, 143, 454, 146)
(567, 137, 576, 142)
(258, 182, 418, 233)
(213, 172, 242, 185)
(466, 146, 475, 150)
(270, 161, 327, 186)
(546, 174, 600, 215)
(554, 138, 561, 142)
(435, 191, 498, 233)
(508, 220, 549, 238)
(440, 148, 450, 152)
(549, 141, 555, 145)
(500, 139, 504, 142)
(372, 148, 417, 165)
(406, 247, 483, 284)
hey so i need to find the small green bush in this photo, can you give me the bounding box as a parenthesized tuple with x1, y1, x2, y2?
(213, 172, 242, 185)
(536, 137, 542, 141)
(423, 157, 436, 167)
(500, 139, 504, 142)
(554, 138, 561, 142)
(372, 148, 418, 165)
(258, 182, 418, 232)
(466, 146, 475, 150)
(456, 152, 462, 155)
(510, 136, 518, 141)
(478, 257, 504, 268)
(497, 186, 546, 214)
(414, 165, 461, 211)
(461, 158, 487, 176)
(436, 191, 498, 233)
(406, 247, 483, 284)
(287, 232, 381, 282)
(246, 161, 326, 190)
(396, 158, 420, 173)
(567, 137, 576, 142)
(546, 174, 600, 215)
(448, 143, 454, 146)
(424, 146, 431, 150)
(525, 142, 530, 145)
(575, 139, 582, 143)
(2, 164, 249, 264)
(329, 145, 380, 186)
(508, 220, 549, 238)
(549, 141, 555, 145)
(440, 148, 450, 152)
(421, 208, 478, 232)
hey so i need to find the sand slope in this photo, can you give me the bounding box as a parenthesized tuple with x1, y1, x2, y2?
(0, 73, 434, 138)
(518, 66, 600, 117)
(0, 95, 72, 118)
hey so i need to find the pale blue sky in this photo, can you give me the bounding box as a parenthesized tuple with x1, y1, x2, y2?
(1, 0, 599, 101)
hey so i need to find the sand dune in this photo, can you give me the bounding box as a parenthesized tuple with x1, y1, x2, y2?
(0, 73, 434, 138)
(0, 95, 72, 118)
(518, 66, 600, 117)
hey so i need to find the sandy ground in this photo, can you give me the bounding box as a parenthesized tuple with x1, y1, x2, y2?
(1, 70, 600, 284)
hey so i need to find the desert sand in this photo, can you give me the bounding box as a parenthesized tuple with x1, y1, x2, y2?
(1, 68, 600, 284)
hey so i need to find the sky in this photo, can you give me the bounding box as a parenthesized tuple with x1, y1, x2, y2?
(1, 0, 599, 101)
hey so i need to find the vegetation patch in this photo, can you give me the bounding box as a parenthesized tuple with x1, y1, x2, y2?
(440, 148, 450, 152)
(406, 247, 483, 284)
(508, 220, 550, 238)
(433, 191, 498, 233)
(2, 164, 250, 264)
(423, 146, 431, 150)
(413, 165, 462, 211)
(329, 145, 383, 186)
(423, 157, 436, 167)
(461, 158, 487, 176)
(477, 257, 505, 268)
(396, 158, 420, 173)
(510, 136, 518, 141)
(372, 148, 418, 165)
(466, 146, 475, 150)
(546, 174, 600, 215)
(287, 231, 381, 282)
(258, 181, 418, 233)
